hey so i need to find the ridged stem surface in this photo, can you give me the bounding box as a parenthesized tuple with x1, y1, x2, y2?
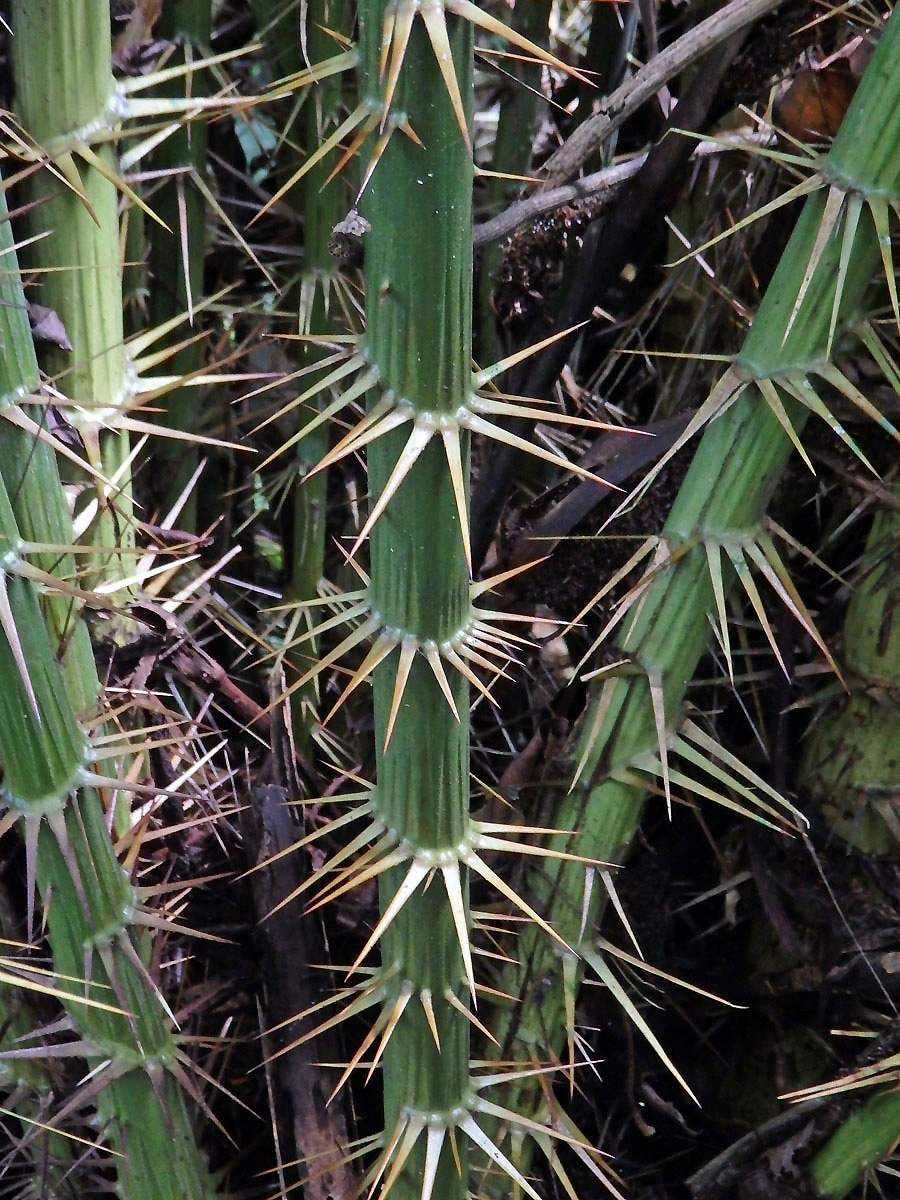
(0, 154, 216, 1200)
(12, 0, 136, 617)
(146, 0, 211, 527)
(480, 12, 900, 1185)
(799, 482, 900, 852)
(358, 3, 474, 1196)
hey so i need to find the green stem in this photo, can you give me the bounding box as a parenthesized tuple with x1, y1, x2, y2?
(357, 4, 474, 1196)
(811, 1088, 900, 1197)
(12, 0, 136, 623)
(253, 0, 349, 754)
(147, 0, 211, 529)
(481, 11, 900, 1186)
(476, 0, 544, 364)
(0, 189, 97, 713)
(0, 157, 217, 1200)
(799, 482, 900, 853)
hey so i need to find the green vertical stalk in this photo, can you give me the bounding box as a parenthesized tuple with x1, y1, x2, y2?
(253, 0, 347, 754)
(122, 186, 150, 338)
(811, 1088, 900, 1197)
(477, 0, 543, 363)
(147, 0, 211, 528)
(292, 0, 347, 750)
(0, 476, 217, 1199)
(357, 4, 473, 1198)
(11, 0, 136, 622)
(0, 180, 216, 1200)
(0, 788, 74, 1196)
(252, 0, 306, 84)
(480, 12, 900, 1186)
(799, 482, 900, 853)
(578, 0, 637, 114)
(797, 501, 900, 1195)
(0, 190, 96, 713)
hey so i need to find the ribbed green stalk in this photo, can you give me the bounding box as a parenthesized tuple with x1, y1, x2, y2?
(0, 949, 76, 1198)
(578, 0, 637, 119)
(12, 0, 135, 624)
(798, 494, 900, 1189)
(358, 4, 473, 1197)
(811, 1088, 900, 1197)
(799, 483, 900, 852)
(480, 12, 900, 1185)
(0, 189, 97, 714)
(0, 182, 216, 1200)
(252, 0, 346, 754)
(252, 0, 306, 84)
(147, 0, 211, 528)
(122, 184, 150, 338)
(0, 477, 216, 1198)
(476, 0, 543, 363)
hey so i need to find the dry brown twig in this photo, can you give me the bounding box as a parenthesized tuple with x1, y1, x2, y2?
(539, 0, 786, 186)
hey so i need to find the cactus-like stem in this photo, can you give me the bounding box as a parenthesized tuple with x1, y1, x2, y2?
(355, 4, 474, 1196)
(0, 164, 216, 1200)
(146, 0, 212, 528)
(478, 12, 900, 1188)
(11, 0, 137, 623)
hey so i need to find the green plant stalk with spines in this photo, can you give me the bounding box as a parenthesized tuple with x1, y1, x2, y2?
(122, 183, 150, 338)
(0, 148, 217, 1200)
(0, 480, 217, 1198)
(478, 12, 900, 1185)
(799, 480, 900, 854)
(578, 0, 637, 120)
(0, 190, 97, 715)
(11, 0, 136, 620)
(0, 948, 77, 1198)
(797, 491, 900, 1192)
(252, 0, 346, 754)
(811, 1088, 900, 1197)
(251, 0, 308, 84)
(147, 0, 211, 528)
(0, 419, 81, 1191)
(476, 0, 544, 364)
(356, 3, 473, 1197)
(8, 23, 212, 1182)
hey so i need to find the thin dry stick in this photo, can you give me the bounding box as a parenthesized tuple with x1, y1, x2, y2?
(474, 130, 773, 246)
(538, 0, 785, 187)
